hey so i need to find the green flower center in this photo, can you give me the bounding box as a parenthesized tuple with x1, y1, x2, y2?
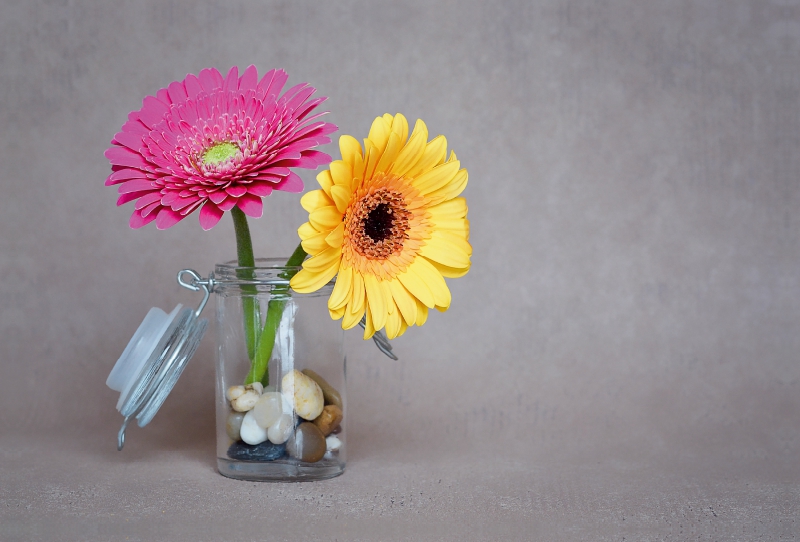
(203, 142, 239, 165)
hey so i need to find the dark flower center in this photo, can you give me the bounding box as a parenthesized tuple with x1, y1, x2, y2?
(363, 203, 395, 242)
(346, 188, 411, 260)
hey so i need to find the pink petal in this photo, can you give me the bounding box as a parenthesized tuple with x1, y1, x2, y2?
(223, 66, 239, 92)
(155, 207, 184, 229)
(139, 95, 170, 128)
(198, 202, 224, 230)
(118, 178, 155, 194)
(259, 69, 288, 99)
(105, 146, 149, 169)
(247, 183, 273, 197)
(140, 200, 161, 218)
(184, 73, 203, 99)
(134, 191, 163, 209)
(117, 191, 150, 206)
(280, 82, 309, 104)
(168, 80, 188, 103)
(113, 131, 144, 152)
(208, 190, 228, 205)
(120, 119, 149, 136)
(239, 65, 258, 90)
(106, 168, 146, 186)
(273, 172, 303, 193)
(285, 85, 316, 113)
(130, 209, 158, 229)
(156, 88, 171, 104)
(199, 68, 223, 94)
(218, 197, 238, 211)
(236, 193, 263, 218)
(172, 195, 201, 211)
(226, 185, 247, 197)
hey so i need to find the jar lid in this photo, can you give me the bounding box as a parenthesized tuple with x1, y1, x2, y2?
(106, 270, 211, 450)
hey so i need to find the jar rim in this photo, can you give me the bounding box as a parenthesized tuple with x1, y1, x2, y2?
(211, 258, 331, 292)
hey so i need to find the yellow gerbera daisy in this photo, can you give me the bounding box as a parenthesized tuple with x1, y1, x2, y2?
(290, 113, 471, 339)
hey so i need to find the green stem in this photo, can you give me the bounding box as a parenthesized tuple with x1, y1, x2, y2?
(231, 207, 259, 362)
(245, 243, 307, 386)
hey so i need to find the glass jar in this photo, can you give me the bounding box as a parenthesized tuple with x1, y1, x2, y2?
(212, 259, 345, 481)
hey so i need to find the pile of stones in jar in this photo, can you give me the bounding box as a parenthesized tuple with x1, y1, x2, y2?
(225, 369, 343, 463)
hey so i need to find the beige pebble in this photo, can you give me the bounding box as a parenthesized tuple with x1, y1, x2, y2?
(281, 369, 323, 421)
(302, 369, 342, 409)
(231, 383, 262, 412)
(226, 385, 245, 402)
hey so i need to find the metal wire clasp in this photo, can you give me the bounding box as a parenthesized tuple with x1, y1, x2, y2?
(177, 269, 215, 316)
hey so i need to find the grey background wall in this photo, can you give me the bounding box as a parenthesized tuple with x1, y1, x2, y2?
(1, 0, 797, 539)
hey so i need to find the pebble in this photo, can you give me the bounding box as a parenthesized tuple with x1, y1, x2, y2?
(226, 411, 245, 441)
(227, 440, 286, 461)
(282, 370, 323, 421)
(239, 410, 268, 445)
(230, 383, 263, 412)
(285, 422, 326, 463)
(302, 369, 343, 409)
(312, 404, 343, 437)
(325, 435, 342, 453)
(267, 413, 295, 445)
(252, 392, 283, 429)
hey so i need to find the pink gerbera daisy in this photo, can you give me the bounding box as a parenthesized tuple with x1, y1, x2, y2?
(105, 66, 337, 230)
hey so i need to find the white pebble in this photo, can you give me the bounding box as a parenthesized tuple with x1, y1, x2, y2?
(239, 410, 268, 445)
(267, 413, 295, 445)
(325, 435, 342, 452)
(253, 392, 283, 429)
(230, 383, 263, 412)
(281, 369, 323, 421)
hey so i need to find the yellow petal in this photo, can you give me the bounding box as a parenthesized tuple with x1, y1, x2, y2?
(426, 167, 468, 203)
(388, 279, 417, 326)
(325, 221, 345, 247)
(342, 303, 364, 330)
(390, 113, 409, 147)
(363, 274, 387, 332)
(328, 264, 353, 310)
(300, 230, 330, 255)
(428, 259, 471, 279)
(329, 306, 346, 320)
(309, 205, 342, 231)
(414, 299, 428, 326)
(298, 221, 320, 240)
(330, 160, 353, 187)
(349, 271, 365, 315)
(427, 197, 467, 220)
(436, 229, 473, 256)
(429, 218, 469, 237)
(302, 246, 341, 272)
(375, 131, 403, 174)
(412, 159, 460, 196)
(410, 256, 451, 309)
(290, 262, 339, 293)
(367, 115, 391, 156)
(330, 185, 351, 214)
(363, 302, 376, 339)
(397, 264, 435, 307)
(339, 134, 362, 167)
(351, 149, 366, 189)
(316, 169, 334, 197)
(300, 189, 332, 213)
(363, 140, 381, 182)
(390, 122, 427, 177)
(418, 231, 471, 269)
(405, 135, 447, 178)
(384, 304, 402, 339)
(397, 319, 408, 337)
